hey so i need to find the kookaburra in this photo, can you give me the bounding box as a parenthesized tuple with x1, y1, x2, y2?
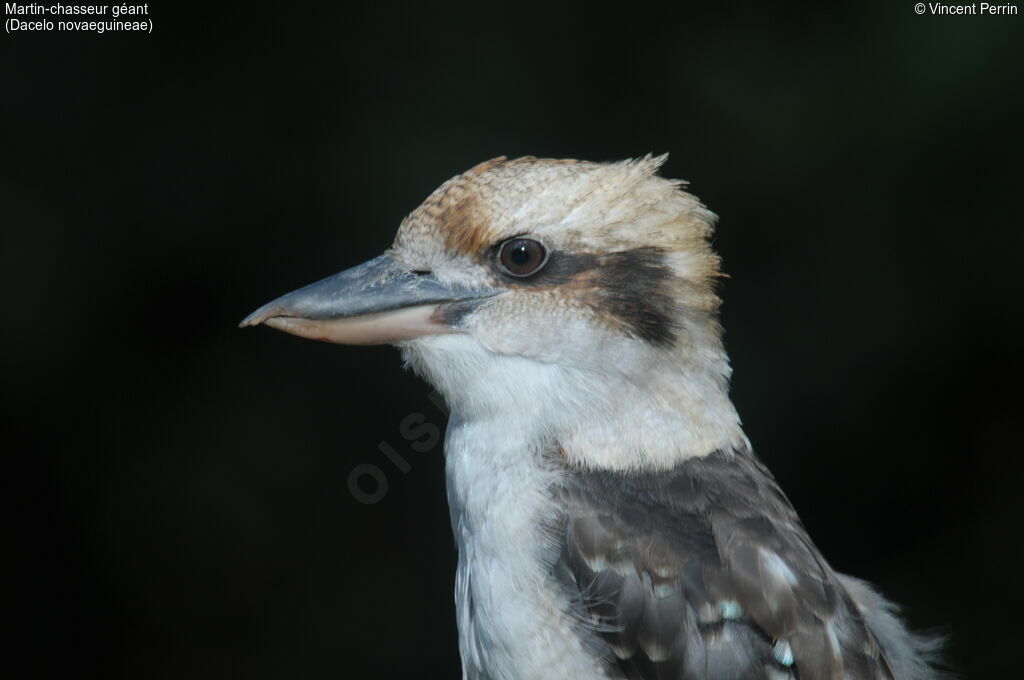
(241, 156, 941, 680)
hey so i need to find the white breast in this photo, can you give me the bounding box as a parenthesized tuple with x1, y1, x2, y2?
(444, 414, 611, 680)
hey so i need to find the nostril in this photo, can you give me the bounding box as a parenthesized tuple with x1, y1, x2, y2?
(411, 270, 432, 276)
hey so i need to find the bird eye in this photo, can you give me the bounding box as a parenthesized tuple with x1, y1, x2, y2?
(497, 238, 548, 277)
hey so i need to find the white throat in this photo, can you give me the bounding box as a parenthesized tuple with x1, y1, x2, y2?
(402, 326, 746, 471)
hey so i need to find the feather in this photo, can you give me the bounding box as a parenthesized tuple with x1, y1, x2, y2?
(553, 447, 943, 679)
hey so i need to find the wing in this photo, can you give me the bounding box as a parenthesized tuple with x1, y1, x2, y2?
(552, 449, 909, 680)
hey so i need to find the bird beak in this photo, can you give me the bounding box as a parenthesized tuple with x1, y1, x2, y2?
(239, 253, 499, 345)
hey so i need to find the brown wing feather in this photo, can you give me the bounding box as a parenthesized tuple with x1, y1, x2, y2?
(553, 449, 907, 680)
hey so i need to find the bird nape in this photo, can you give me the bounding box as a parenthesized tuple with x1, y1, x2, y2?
(241, 156, 944, 680)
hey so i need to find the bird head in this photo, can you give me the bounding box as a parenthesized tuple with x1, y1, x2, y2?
(242, 156, 746, 468)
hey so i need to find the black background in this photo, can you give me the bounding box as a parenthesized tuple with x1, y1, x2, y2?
(5, 2, 1022, 678)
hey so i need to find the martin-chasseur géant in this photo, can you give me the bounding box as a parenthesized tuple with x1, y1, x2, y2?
(241, 156, 943, 680)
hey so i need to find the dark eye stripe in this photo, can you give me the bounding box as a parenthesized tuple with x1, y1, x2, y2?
(593, 248, 678, 346)
(492, 246, 679, 347)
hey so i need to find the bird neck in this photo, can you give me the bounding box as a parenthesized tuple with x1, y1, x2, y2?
(561, 354, 747, 471)
(404, 329, 747, 471)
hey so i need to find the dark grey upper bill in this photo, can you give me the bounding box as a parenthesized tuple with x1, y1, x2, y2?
(239, 253, 499, 327)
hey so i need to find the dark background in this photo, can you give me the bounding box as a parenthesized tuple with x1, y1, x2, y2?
(5, 2, 1021, 678)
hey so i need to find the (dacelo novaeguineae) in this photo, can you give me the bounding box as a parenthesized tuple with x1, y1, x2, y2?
(241, 156, 942, 680)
